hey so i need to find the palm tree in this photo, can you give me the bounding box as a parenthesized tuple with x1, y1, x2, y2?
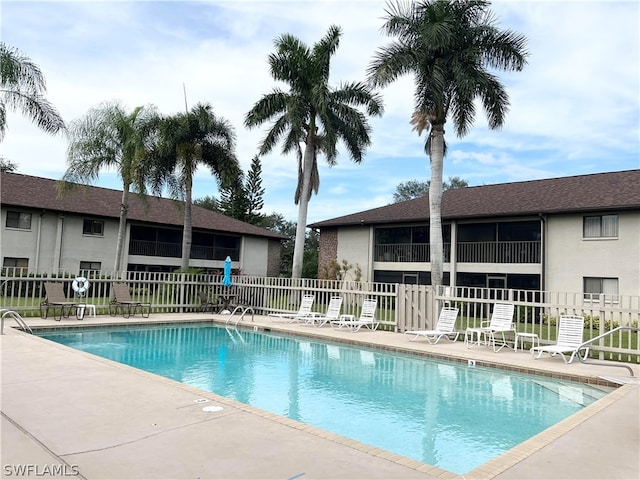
(368, 0, 528, 287)
(62, 101, 158, 273)
(150, 103, 239, 270)
(0, 42, 65, 140)
(245, 25, 383, 279)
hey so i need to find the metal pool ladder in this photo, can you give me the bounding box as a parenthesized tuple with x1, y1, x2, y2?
(1, 309, 33, 334)
(225, 305, 255, 328)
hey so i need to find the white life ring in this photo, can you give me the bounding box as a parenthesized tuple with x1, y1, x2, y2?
(72, 277, 90, 296)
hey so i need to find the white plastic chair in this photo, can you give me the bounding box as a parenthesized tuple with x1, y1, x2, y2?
(268, 294, 315, 323)
(331, 299, 379, 332)
(307, 296, 343, 327)
(531, 314, 588, 363)
(465, 303, 515, 352)
(405, 306, 460, 344)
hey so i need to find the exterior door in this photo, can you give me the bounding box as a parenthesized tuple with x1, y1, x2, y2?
(402, 272, 418, 285)
(487, 275, 507, 300)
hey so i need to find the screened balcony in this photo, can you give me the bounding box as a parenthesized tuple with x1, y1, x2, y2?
(456, 240, 540, 263)
(374, 243, 451, 263)
(374, 240, 540, 264)
(374, 220, 541, 264)
(128, 225, 240, 261)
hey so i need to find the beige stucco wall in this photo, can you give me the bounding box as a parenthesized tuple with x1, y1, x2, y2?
(1, 209, 40, 266)
(240, 236, 269, 276)
(335, 225, 372, 281)
(1, 209, 119, 273)
(58, 215, 120, 272)
(545, 212, 640, 296)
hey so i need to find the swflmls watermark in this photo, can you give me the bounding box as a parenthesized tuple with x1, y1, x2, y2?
(3, 464, 79, 477)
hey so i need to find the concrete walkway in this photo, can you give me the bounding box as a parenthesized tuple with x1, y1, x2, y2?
(1, 312, 639, 479)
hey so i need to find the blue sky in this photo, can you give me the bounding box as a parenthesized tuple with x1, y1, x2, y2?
(2, 0, 638, 224)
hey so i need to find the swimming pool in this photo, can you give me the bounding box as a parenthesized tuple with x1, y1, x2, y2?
(38, 323, 612, 475)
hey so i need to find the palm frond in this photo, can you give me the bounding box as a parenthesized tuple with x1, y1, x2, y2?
(0, 42, 65, 140)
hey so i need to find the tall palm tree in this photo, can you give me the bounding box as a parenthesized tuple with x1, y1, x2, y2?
(0, 42, 65, 140)
(62, 101, 158, 273)
(368, 0, 528, 287)
(150, 103, 239, 270)
(245, 25, 383, 279)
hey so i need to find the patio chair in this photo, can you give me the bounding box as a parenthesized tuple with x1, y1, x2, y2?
(464, 303, 515, 352)
(268, 294, 315, 323)
(531, 314, 589, 363)
(198, 291, 220, 313)
(306, 296, 343, 327)
(330, 299, 379, 332)
(109, 283, 151, 318)
(405, 306, 460, 344)
(40, 282, 78, 320)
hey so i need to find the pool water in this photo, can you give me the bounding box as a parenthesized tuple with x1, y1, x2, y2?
(39, 323, 612, 475)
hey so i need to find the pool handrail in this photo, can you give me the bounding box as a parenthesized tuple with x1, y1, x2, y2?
(1, 309, 33, 335)
(576, 326, 640, 377)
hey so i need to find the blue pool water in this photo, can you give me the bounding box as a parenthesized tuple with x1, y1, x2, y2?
(38, 323, 611, 474)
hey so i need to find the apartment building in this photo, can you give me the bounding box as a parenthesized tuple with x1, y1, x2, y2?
(310, 170, 640, 298)
(1, 172, 285, 276)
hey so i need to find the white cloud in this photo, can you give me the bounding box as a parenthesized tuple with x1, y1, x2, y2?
(1, 0, 638, 224)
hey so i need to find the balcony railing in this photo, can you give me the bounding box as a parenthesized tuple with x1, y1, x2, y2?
(374, 240, 540, 264)
(457, 241, 540, 263)
(129, 240, 181, 258)
(129, 240, 239, 261)
(374, 243, 451, 263)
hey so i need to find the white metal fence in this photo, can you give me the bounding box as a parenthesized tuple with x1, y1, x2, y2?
(1, 269, 638, 362)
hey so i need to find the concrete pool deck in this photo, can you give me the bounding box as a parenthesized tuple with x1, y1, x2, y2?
(1, 312, 639, 479)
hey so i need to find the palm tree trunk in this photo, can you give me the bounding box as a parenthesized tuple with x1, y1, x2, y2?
(291, 145, 314, 278)
(181, 181, 193, 270)
(113, 185, 130, 275)
(429, 124, 445, 288)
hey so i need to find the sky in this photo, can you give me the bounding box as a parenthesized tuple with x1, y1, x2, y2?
(1, 0, 638, 224)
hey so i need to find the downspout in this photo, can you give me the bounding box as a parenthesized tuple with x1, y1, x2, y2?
(53, 214, 64, 273)
(363, 220, 373, 282)
(538, 214, 546, 291)
(240, 235, 246, 274)
(34, 210, 45, 273)
(449, 220, 457, 289)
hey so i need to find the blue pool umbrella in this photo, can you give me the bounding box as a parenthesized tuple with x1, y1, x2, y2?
(223, 256, 232, 287)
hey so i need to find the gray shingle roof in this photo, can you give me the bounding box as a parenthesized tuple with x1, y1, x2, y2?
(1, 172, 285, 240)
(309, 169, 640, 228)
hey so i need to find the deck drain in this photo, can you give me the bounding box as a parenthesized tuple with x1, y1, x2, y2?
(194, 398, 209, 404)
(202, 406, 223, 413)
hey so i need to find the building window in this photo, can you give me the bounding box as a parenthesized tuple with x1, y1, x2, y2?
(583, 215, 617, 238)
(5, 211, 32, 229)
(83, 219, 104, 236)
(584, 277, 618, 302)
(3, 257, 29, 274)
(79, 261, 101, 274)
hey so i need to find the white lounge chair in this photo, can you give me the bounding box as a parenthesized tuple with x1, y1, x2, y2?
(268, 294, 315, 323)
(464, 303, 515, 352)
(306, 296, 343, 327)
(531, 314, 589, 363)
(330, 299, 379, 332)
(405, 306, 460, 344)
